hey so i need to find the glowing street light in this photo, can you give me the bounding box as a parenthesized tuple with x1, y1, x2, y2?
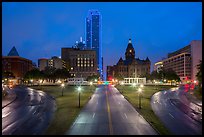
(132, 83, 136, 87)
(77, 86, 82, 108)
(30, 79, 33, 86)
(39, 79, 43, 83)
(164, 79, 167, 82)
(94, 79, 97, 82)
(61, 83, 65, 96)
(140, 84, 144, 88)
(90, 81, 93, 86)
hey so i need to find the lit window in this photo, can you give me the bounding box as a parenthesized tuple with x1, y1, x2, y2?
(78, 58, 80, 60)
(71, 67, 73, 70)
(130, 50, 132, 52)
(91, 64, 93, 67)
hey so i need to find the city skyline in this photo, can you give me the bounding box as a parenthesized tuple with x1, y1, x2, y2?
(2, 2, 202, 78)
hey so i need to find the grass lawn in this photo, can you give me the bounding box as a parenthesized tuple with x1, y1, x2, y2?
(193, 86, 202, 101)
(30, 85, 96, 135)
(115, 85, 176, 135)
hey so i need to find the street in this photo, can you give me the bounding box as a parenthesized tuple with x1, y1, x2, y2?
(151, 86, 202, 135)
(2, 86, 56, 135)
(67, 85, 157, 135)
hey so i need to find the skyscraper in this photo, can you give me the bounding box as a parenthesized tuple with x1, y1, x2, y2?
(86, 10, 102, 79)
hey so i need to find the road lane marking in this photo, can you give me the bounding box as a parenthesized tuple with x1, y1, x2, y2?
(105, 90, 113, 135)
(169, 113, 174, 118)
(2, 112, 11, 118)
(92, 113, 95, 118)
(124, 113, 128, 119)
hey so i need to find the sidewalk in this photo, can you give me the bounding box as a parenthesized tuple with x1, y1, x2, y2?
(2, 88, 17, 109)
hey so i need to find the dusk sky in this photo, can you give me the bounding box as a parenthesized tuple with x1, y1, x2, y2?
(2, 2, 202, 78)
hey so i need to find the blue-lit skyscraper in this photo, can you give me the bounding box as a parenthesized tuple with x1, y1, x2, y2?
(86, 10, 103, 79)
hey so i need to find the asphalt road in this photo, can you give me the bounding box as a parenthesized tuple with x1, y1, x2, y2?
(2, 86, 56, 135)
(151, 86, 202, 135)
(67, 85, 157, 135)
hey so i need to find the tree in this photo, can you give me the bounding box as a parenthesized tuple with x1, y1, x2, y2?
(2, 71, 15, 79)
(196, 60, 202, 87)
(114, 73, 124, 81)
(150, 70, 161, 81)
(54, 68, 71, 80)
(24, 68, 44, 80)
(43, 66, 56, 82)
(164, 69, 180, 82)
(140, 73, 151, 81)
(86, 74, 100, 81)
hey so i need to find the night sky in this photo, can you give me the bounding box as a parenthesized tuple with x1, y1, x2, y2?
(2, 2, 202, 79)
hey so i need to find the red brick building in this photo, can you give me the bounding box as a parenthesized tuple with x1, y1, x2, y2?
(2, 46, 33, 80)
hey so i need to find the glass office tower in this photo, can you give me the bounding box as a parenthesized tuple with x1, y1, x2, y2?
(86, 10, 103, 79)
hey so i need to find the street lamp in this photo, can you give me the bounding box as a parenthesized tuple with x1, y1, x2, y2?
(140, 84, 144, 88)
(77, 86, 82, 108)
(132, 83, 136, 87)
(138, 88, 142, 109)
(30, 79, 33, 86)
(61, 83, 65, 96)
(39, 79, 43, 89)
(90, 81, 94, 92)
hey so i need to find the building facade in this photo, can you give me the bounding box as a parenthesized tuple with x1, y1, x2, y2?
(48, 56, 66, 69)
(75, 37, 86, 50)
(154, 40, 202, 82)
(2, 46, 33, 80)
(61, 47, 97, 79)
(86, 10, 103, 79)
(38, 58, 48, 71)
(107, 39, 151, 80)
(38, 56, 66, 71)
(154, 61, 163, 73)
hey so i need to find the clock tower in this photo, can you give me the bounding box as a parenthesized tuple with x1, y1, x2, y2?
(125, 38, 135, 60)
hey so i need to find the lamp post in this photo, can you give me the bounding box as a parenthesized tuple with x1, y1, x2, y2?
(39, 79, 43, 90)
(138, 88, 142, 109)
(90, 81, 93, 92)
(61, 83, 65, 96)
(30, 79, 33, 86)
(77, 86, 82, 108)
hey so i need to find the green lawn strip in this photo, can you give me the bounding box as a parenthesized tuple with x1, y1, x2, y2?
(193, 86, 202, 101)
(115, 85, 176, 135)
(29, 85, 95, 135)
